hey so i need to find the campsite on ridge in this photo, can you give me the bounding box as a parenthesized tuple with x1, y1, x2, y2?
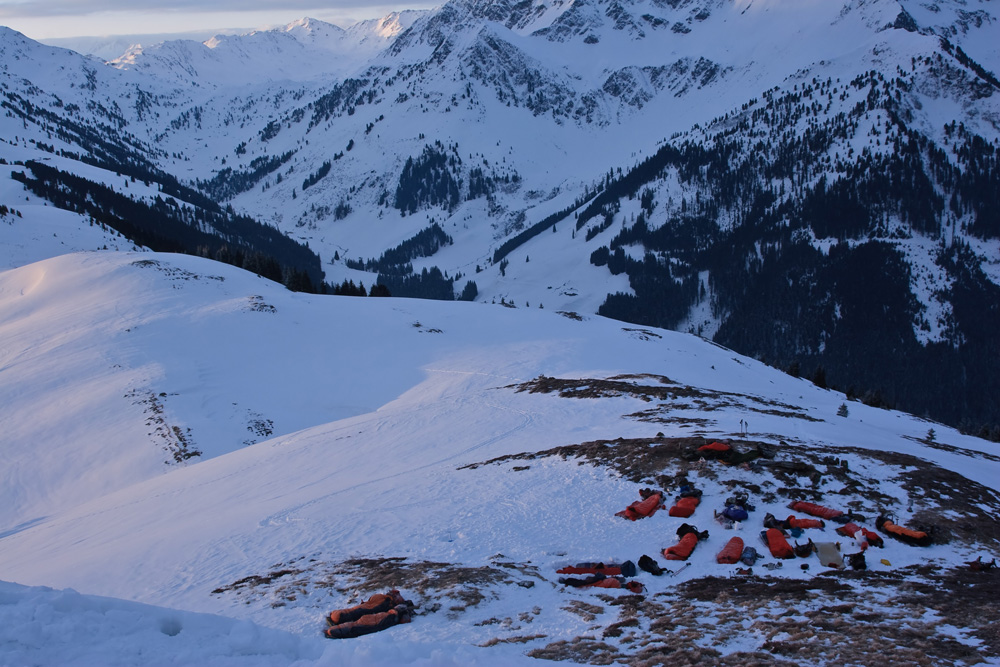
(1, 0, 1000, 663)
(0, 251, 998, 665)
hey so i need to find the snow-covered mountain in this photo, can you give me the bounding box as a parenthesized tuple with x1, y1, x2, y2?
(109, 13, 426, 87)
(1, 249, 999, 665)
(40, 30, 232, 62)
(1, 0, 999, 493)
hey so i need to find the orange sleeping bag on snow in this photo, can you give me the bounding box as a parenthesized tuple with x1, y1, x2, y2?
(669, 495, 700, 518)
(836, 522, 884, 548)
(763, 528, 795, 559)
(877, 517, 932, 546)
(616, 492, 665, 521)
(716, 536, 745, 564)
(586, 578, 644, 593)
(327, 591, 405, 626)
(787, 515, 825, 529)
(663, 532, 699, 561)
(788, 501, 843, 520)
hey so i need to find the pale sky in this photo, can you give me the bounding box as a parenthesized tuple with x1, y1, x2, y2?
(0, 1, 437, 40)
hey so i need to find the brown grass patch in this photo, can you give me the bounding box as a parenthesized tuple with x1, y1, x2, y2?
(479, 634, 548, 647)
(511, 375, 820, 423)
(562, 600, 604, 622)
(210, 554, 541, 617)
(527, 637, 620, 665)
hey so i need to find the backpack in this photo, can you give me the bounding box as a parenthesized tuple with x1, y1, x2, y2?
(740, 546, 761, 566)
(793, 539, 815, 558)
(846, 552, 867, 571)
(722, 505, 749, 522)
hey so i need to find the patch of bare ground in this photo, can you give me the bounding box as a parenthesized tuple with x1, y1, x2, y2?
(463, 433, 1000, 552)
(210, 554, 542, 617)
(563, 600, 605, 622)
(805, 444, 1000, 550)
(130, 258, 224, 284)
(621, 328, 662, 340)
(902, 434, 1000, 464)
(459, 433, 999, 664)
(126, 389, 201, 463)
(527, 636, 620, 665)
(527, 566, 996, 665)
(510, 375, 821, 423)
(480, 634, 548, 647)
(461, 435, 792, 498)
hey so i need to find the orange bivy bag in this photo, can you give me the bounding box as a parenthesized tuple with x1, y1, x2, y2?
(787, 515, 825, 529)
(327, 591, 405, 626)
(762, 528, 795, 559)
(586, 578, 644, 593)
(788, 501, 843, 520)
(616, 492, 665, 521)
(663, 532, 699, 561)
(669, 495, 700, 518)
(716, 536, 745, 564)
(876, 516, 932, 546)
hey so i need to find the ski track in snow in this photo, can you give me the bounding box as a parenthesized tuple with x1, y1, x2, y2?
(256, 384, 537, 530)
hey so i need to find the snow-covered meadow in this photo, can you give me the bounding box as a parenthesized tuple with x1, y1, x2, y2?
(1, 246, 998, 665)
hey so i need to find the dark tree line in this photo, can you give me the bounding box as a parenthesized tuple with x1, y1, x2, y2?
(302, 160, 331, 190)
(309, 78, 373, 129)
(13, 161, 323, 291)
(576, 66, 1000, 433)
(197, 151, 294, 201)
(376, 266, 454, 300)
(394, 143, 462, 214)
(345, 223, 453, 274)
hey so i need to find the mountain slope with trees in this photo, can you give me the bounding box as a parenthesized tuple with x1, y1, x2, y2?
(1, 0, 998, 433)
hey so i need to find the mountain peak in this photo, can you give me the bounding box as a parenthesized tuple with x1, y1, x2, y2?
(280, 16, 347, 43)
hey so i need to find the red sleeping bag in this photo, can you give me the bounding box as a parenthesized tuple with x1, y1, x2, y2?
(788, 501, 843, 520)
(615, 492, 664, 521)
(325, 606, 410, 639)
(763, 528, 794, 559)
(698, 442, 731, 453)
(327, 590, 407, 626)
(787, 515, 825, 529)
(836, 522, 884, 548)
(716, 536, 745, 564)
(663, 532, 699, 561)
(585, 578, 644, 593)
(669, 495, 700, 518)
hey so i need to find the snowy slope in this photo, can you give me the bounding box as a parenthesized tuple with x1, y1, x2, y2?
(1, 250, 999, 665)
(0, 157, 140, 269)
